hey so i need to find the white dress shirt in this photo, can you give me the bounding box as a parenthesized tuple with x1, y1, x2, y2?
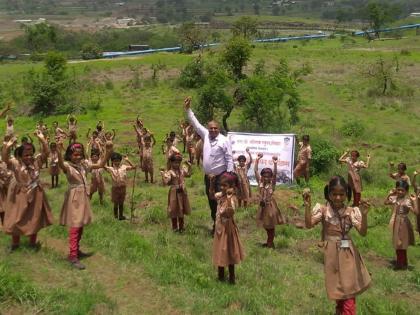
(187, 109, 234, 175)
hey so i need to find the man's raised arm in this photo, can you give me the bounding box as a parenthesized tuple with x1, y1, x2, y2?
(184, 97, 207, 138)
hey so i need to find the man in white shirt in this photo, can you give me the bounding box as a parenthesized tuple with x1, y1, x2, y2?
(184, 97, 234, 234)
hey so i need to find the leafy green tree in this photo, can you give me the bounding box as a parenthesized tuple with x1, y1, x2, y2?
(178, 56, 205, 88)
(364, 2, 401, 33)
(177, 22, 207, 53)
(24, 22, 57, 52)
(81, 43, 102, 60)
(220, 36, 252, 81)
(26, 51, 73, 115)
(231, 16, 258, 39)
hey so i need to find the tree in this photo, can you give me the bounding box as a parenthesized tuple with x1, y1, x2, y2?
(220, 36, 252, 81)
(237, 60, 310, 132)
(363, 56, 400, 96)
(81, 43, 102, 60)
(231, 16, 258, 39)
(177, 22, 207, 53)
(26, 51, 73, 115)
(24, 22, 57, 52)
(195, 64, 234, 132)
(363, 2, 399, 34)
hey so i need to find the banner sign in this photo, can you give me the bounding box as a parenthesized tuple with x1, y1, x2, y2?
(228, 132, 295, 186)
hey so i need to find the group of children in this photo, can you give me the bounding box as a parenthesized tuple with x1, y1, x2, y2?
(1, 104, 420, 315)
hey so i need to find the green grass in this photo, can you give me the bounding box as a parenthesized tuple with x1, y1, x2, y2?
(1, 31, 420, 314)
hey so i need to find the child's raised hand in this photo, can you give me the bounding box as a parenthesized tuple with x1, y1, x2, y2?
(105, 141, 113, 151)
(367, 154, 371, 159)
(184, 97, 192, 110)
(245, 148, 250, 153)
(414, 170, 418, 176)
(272, 156, 278, 162)
(302, 189, 311, 205)
(6, 136, 17, 147)
(226, 188, 235, 197)
(257, 153, 263, 159)
(359, 200, 371, 215)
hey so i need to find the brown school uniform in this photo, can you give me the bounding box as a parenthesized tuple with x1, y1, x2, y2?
(68, 124, 77, 140)
(388, 196, 416, 249)
(294, 143, 312, 177)
(0, 162, 13, 217)
(311, 203, 371, 300)
(142, 146, 153, 172)
(3, 155, 53, 236)
(390, 173, 411, 186)
(90, 168, 105, 194)
(212, 193, 245, 267)
(59, 161, 92, 227)
(345, 157, 366, 193)
(195, 138, 203, 160)
(105, 165, 129, 204)
(161, 167, 191, 219)
(55, 127, 67, 146)
(49, 151, 60, 176)
(256, 183, 285, 229)
(236, 165, 251, 202)
(186, 133, 195, 154)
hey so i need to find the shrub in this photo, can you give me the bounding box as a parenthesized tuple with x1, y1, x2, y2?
(178, 57, 205, 88)
(310, 139, 339, 175)
(340, 120, 366, 138)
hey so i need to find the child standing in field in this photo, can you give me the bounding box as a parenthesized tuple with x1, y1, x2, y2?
(293, 135, 312, 184)
(58, 142, 112, 270)
(413, 171, 420, 237)
(89, 150, 105, 205)
(161, 153, 192, 232)
(194, 134, 203, 167)
(255, 153, 285, 248)
(49, 142, 60, 188)
(304, 176, 371, 315)
(180, 121, 188, 153)
(87, 130, 104, 157)
(5, 116, 14, 137)
(385, 180, 418, 270)
(185, 125, 196, 164)
(389, 162, 411, 185)
(339, 150, 371, 206)
(105, 153, 136, 220)
(142, 135, 155, 183)
(67, 114, 78, 144)
(164, 137, 181, 170)
(235, 148, 252, 208)
(0, 160, 13, 226)
(2, 131, 53, 251)
(211, 172, 245, 285)
(53, 121, 67, 149)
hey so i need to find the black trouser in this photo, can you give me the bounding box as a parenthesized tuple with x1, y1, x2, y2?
(204, 174, 222, 222)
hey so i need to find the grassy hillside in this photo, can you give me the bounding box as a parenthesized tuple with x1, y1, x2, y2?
(1, 33, 420, 314)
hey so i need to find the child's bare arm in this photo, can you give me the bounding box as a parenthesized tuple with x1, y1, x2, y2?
(364, 154, 371, 168)
(2, 136, 16, 168)
(272, 156, 278, 189)
(91, 142, 113, 169)
(246, 148, 253, 170)
(254, 153, 262, 184)
(124, 156, 136, 170)
(338, 150, 349, 163)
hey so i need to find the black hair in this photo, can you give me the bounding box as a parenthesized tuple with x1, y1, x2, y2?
(237, 155, 246, 162)
(169, 153, 182, 162)
(21, 136, 28, 143)
(64, 143, 86, 161)
(96, 125, 103, 132)
(396, 180, 409, 192)
(110, 152, 122, 162)
(302, 135, 310, 142)
(49, 142, 57, 148)
(90, 148, 100, 157)
(398, 162, 407, 171)
(261, 168, 273, 176)
(351, 150, 360, 158)
(220, 171, 239, 188)
(144, 135, 152, 141)
(323, 175, 352, 202)
(14, 143, 36, 158)
(169, 131, 176, 138)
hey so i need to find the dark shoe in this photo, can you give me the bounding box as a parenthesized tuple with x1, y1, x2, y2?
(118, 215, 127, 221)
(218, 267, 225, 282)
(7, 244, 19, 253)
(178, 228, 185, 234)
(69, 259, 86, 270)
(262, 243, 275, 249)
(78, 250, 93, 259)
(28, 242, 41, 251)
